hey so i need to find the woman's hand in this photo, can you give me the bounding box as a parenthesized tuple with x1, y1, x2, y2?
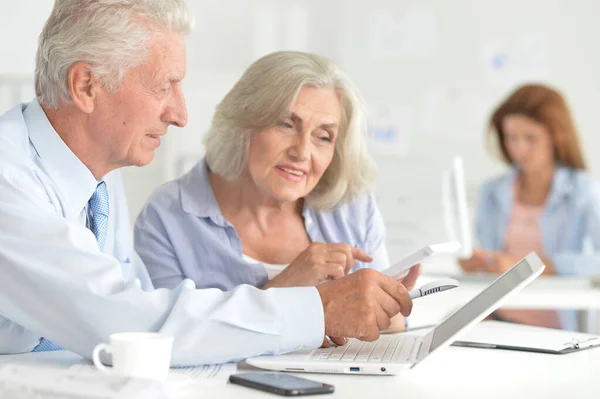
(481, 250, 521, 274)
(460, 249, 522, 274)
(459, 249, 548, 274)
(262, 242, 373, 289)
(458, 249, 490, 272)
(398, 263, 421, 291)
(380, 264, 422, 334)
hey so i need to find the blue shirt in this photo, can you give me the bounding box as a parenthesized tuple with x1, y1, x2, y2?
(0, 101, 324, 363)
(134, 159, 389, 290)
(475, 165, 600, 330)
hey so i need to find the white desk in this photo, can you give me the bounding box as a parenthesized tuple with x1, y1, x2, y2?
(229, 345, 600, 399)
(2, 343, 599, 399)
(409, 273, 600, 333)
(3, 266, 600, 397)
(421, 256, 600, 310)
(426, 273, 600, 310)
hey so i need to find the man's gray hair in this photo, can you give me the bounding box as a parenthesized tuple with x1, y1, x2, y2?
(35, 0, 194, 108)
(204, 51, 377, 210)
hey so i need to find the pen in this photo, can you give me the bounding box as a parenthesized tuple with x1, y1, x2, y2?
(409, 278, 459, 299)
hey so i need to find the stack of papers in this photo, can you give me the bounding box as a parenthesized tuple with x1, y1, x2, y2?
(0, 363, 169, 399)
(0, 351, 238, 398)
(68, 362, 237, 382)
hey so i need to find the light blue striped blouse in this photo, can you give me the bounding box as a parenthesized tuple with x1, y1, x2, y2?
(476, 165, 600, 330)
(134, 159, 389, 290)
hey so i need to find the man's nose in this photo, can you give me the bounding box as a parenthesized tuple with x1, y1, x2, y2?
(164, 85, 188, 128)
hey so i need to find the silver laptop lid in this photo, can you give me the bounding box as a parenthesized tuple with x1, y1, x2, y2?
(413, 252, 545, 367)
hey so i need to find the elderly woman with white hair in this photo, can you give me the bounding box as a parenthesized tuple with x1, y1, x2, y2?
(134, 51, 419, 331)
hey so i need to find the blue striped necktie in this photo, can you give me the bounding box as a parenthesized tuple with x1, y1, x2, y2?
(88, 181, 110, 250)
(32, 181, 110, 352)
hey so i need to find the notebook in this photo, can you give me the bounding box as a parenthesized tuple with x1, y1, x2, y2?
(247, 252, 545, 375)
(453, 320, 600, 354)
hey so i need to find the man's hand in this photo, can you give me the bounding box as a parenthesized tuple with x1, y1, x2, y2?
(316, 268, 413, 345)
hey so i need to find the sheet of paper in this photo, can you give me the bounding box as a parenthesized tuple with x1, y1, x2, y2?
(0, 363, 168, 399)
(367, 104, 412, 155)
(369, 5, 436, 59)
(69, 362, 237, 382)
(170, 363, 237, 381)
(483, 34, 550, 87)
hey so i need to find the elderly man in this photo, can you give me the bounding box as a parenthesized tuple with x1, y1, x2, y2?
(0, 0, 414, 365)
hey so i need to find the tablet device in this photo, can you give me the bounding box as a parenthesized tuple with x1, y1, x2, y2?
(382, 241, 461, 279)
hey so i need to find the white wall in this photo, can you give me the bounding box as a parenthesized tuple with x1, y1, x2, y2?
(2, 0, 600, 261)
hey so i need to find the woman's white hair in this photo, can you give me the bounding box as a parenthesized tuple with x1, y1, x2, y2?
(35, 0, 194, 109)
(204, 51, 377, 211)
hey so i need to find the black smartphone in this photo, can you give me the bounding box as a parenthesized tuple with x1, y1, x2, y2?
(229, 372, 335, 396)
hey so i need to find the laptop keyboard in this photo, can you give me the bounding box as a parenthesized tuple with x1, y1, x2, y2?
(309, 335, 422, 363)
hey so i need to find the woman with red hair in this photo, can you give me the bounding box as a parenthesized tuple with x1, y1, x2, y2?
(459, 84, 600, 331)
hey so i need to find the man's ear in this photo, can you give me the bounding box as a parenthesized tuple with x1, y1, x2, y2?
(67, 62, 100, 114)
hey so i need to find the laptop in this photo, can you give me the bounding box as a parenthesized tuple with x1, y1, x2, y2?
(247, 252, 545, 375)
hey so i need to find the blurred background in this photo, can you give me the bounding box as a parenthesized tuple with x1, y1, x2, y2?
(2, 0, 600, 263)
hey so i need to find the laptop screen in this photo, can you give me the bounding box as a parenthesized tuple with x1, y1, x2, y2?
(429, 257, 538, 351)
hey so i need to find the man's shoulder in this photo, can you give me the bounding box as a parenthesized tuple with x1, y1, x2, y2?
(0, 104, 37, 184)
(0, 104, 58, 216)
(0, 104, 34, 168)
(0, 103, 30, 143)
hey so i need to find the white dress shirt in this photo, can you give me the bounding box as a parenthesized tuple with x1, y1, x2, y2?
(0, 100, 324, 364)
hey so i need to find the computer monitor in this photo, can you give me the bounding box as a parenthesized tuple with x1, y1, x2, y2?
(442, 156, 473, 258)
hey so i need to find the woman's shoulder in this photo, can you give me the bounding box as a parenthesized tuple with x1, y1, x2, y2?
(565, 167, 596, 185)
(478, 170, 515, 199)
(311, 192, 379, 229)
(141, 160, 209, 215)
(328, 192, 378, 214)
(143, 176, 185, 212)
(307, 192, 383, 245)
(561, 167, 600, 200)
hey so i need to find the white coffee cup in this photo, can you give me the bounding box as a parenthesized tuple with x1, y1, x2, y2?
(92, 332, 174, 381)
